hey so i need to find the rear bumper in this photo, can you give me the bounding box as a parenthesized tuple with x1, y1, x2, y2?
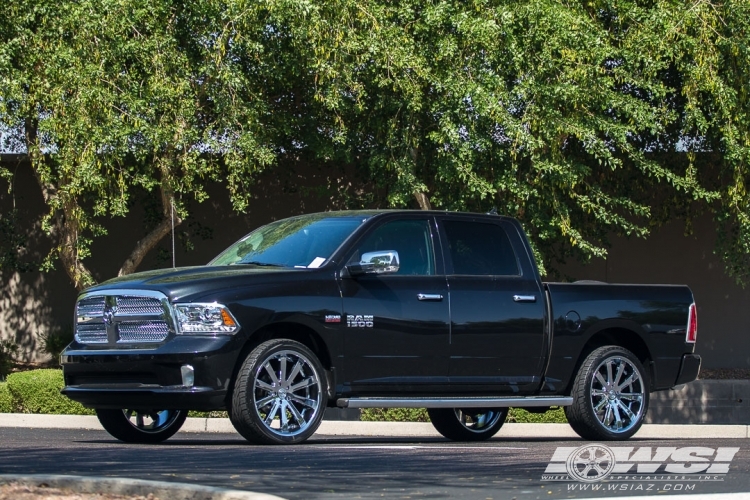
(674, 353, 702, 387)
(61, 336, 242, 411)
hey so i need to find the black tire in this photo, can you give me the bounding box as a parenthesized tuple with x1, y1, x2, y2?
(427, 408, 507, 441)
(565, 346, 649, 440)
(230, 339, 328, 445)
(96, 409, 187, 444)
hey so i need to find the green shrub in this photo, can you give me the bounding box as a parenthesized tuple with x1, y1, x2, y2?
(40, 326, 75, 367)
(507, 407, 567, 423)
(360, 408, 430, 422)
(187, 410, 229, 418)
(360, 407, 567, 423)
(6, 369, 94, 415)
(0, 382, 15, 413)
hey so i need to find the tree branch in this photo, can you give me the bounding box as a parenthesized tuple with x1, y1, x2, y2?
(414, 191, 432, 210)
(118, 169, 182, 276)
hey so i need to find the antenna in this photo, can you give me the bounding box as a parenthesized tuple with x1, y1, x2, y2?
(171, 198, 176, 268)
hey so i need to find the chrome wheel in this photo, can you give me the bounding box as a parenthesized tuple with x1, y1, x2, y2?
(252, 349, 323, 438)
(428, 407, 507, 441)
(122, 409, 183, 433)
(588, 355, 645, 434)
(231, 339, 328, 444)
(567, 346, 649, 440)
(454, 409, 504, 433)
(96, 408, 187, 443)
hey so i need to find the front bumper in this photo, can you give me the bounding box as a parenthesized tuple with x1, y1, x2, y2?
(61, 335, 242, 411)
(673, 353, 702, 387)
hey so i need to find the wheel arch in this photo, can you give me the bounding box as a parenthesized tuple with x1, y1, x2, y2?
(567, 324, 655, 393)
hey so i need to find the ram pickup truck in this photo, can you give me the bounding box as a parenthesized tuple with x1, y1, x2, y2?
(61, 210, 701, 445)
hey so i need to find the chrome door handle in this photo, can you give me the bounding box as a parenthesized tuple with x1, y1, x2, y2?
(513, 295, 536, 303)
(417, 293, 444, 301)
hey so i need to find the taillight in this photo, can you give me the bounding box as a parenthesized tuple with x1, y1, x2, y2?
(686, 303, 698, 343)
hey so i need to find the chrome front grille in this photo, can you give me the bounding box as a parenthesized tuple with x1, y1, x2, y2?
(75, 290, 173, 345)
(75, 324, 108, 344)
(115, 297, 163, 316)
(117, 322, 170, 343)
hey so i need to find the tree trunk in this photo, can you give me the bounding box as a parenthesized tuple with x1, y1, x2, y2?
(414, 191, 432, 210)
(118, 167, 182, 276)
(25, 118, 96, 291)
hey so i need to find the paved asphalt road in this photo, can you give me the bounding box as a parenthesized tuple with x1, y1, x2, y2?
(1, 428, 749, 499)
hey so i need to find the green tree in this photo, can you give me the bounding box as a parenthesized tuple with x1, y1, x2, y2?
(0, 0, 277, 289)
(1, 0, 749, 286)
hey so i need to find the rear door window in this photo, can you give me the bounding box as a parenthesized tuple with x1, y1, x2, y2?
(442, 220, 519, 276)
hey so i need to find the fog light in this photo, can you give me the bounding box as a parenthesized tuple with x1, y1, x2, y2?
(181, 364, 195, 387)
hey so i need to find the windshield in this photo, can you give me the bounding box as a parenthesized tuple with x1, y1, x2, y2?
(210, 214, 367, 268)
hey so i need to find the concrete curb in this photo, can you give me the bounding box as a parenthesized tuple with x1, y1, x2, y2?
(1, 414, 749, 438)
(0, 474, 286, 500)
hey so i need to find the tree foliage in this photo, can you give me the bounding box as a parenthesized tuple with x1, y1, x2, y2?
(1, 0, 749, 286)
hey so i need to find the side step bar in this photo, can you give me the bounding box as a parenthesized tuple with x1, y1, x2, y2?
(337, 396, 572, 409)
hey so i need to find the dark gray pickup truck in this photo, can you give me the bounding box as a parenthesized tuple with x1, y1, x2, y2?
(61, 210, 701, 444)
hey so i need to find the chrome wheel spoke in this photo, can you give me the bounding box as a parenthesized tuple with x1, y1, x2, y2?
(280, 401, 290, 429)
(616, 373, 639, 391)
(264, 400, 281, 426)
(612, 403, 623, 429)
(285, 360, 304, 386)
(593, 397, 608, 413)
(287, 402, 307, 427)
(289, 393, 318, 409)
(263, 362, 280, 386)
(617, 400, 636, 421)
(290, 377, 315, 392)
(620, 392, 643, 402)
(256, 379, 275, 392)
(613, 361, 625, 387)
(278, 356, 288, 386)
(256, 394, 276, 409)
(589, 354, 645, 434)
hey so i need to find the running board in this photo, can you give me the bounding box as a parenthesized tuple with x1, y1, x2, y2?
(337, 396, 573, 409)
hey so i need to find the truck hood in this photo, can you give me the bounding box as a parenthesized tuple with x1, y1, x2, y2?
(83, 265, 302, 302)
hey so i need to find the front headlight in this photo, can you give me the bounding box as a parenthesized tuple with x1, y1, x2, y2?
(173, 303, 240, 335)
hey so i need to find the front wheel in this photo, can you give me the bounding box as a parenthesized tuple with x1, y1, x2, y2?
(230, 339, 328, 445)
(565, 346, 649, 440)
(428, 408, 507, 441)
(96, 409, 187, 443)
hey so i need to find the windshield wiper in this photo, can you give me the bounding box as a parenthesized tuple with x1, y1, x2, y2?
(239, 261, 287, 268)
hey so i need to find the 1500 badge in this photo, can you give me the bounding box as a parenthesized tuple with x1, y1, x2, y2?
(347, 315, 374, 328)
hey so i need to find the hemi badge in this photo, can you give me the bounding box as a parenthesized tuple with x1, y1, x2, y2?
(325, 315, 341, 323)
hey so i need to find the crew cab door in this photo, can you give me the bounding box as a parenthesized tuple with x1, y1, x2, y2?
(339, 216, 450, 393)
(438, 216, 546, 394)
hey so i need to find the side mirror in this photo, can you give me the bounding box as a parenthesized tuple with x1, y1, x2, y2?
(347, 250, 400, 276)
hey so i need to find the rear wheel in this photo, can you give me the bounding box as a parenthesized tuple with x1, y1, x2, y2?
(428, 408, 507, 441)
(230, 339, 328, 445)
(96, 409, 187, 443)
(565, 346, 649, 440)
